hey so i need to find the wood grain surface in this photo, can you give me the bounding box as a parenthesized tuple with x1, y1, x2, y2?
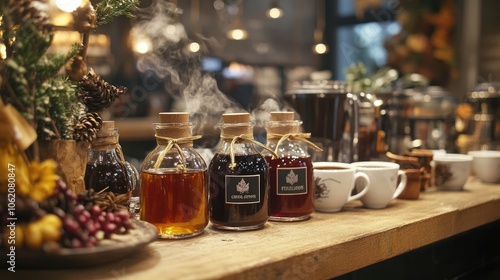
(4, 178, 500, 280)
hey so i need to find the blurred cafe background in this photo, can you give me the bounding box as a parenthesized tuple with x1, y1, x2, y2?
(50, 0, 500, 167)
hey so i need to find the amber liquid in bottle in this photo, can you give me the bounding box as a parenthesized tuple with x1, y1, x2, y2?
(209, 154, 268, 230)
(140, 169, 208, 238)
(84, 162, 130, 194)
(266, 156, 313, 220)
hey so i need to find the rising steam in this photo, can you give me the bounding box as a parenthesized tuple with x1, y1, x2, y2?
(131, 0, 244, 139)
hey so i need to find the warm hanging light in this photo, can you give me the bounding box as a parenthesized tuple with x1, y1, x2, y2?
(266, 0, 284, 19)
(55, 0, 83, 12)
(226, 24, 248, 40)
(226, 1, 248, 40)
(0, 44, 6, 60)
(188, 41, 201, 53)
(133, 37, 152, 54)
(313, 42, 328, 54)
(312, 0, 328, 54)
(188, 0, 203, 52)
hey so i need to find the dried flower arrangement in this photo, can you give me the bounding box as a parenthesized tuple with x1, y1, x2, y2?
(0, 0, 138, 155)
(0, 0, 148, 253)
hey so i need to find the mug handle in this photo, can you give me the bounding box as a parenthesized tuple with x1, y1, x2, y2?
(347, 172, 370, 202)
(392, 170, 408, 199)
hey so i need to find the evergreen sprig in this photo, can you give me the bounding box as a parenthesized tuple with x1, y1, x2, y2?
(0, 0, 137, 146)
(11, 23, 52, 70)
(95, 0, 140, 26)
(35, 77, 84, 140)
(35, 44, 82, 81)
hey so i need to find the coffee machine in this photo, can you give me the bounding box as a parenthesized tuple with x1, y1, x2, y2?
(465, 83, 500, 150)
(285, 80, 360, 163)
(382, 74, 457, 154)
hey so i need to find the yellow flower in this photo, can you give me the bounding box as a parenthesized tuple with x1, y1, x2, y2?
(29, 160, 60, 201)
(0, 140, 31, 196)
(1, 141, 60, 201)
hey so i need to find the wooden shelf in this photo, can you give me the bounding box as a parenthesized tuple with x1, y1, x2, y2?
(6, 178, 500, 280)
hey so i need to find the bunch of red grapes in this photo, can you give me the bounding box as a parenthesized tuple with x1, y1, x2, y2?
(41, 180, 134, 249)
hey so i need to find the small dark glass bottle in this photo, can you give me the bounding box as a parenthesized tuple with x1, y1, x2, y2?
(209, 113, 269, 231)
(264, 112, 315, 221)
(84, 121, 132, 204)
(140, 112, 208, 239)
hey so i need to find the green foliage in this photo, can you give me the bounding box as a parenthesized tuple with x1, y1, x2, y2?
(2, 23, 54, 118)
(35, 44, 82, 81)
(344, 62, 371, 92)
(11, 23, 53, 70)
(35, 77, 85, 140)
(3, 58, 32, 116)
(95, 0, 140, 26)
(0, 0, 139, 141)
(0, 9, 79, 138)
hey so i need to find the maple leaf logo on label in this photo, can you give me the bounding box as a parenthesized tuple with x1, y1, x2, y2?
(236, 178, 250, 193)
(286, 170, 299, 185)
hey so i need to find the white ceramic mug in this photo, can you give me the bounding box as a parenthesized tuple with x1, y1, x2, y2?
(467, 150, 500, 183)
(433, 153, 473, 190)
(313, 162, 370, 212)
(351, 161, 407, 209)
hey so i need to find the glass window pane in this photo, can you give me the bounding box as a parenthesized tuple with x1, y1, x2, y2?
(335, 21, 401, 80)
(337, 0, 355, 17)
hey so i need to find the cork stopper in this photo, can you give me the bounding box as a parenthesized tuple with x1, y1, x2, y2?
(222, 113, 250, 123)
(156, 112, 192, 139)
(159, 112, 189, 123)
(101, 121, 115, 131)
(96, 121, 117, 137)
(270, 111, 294, 121)
(93, 121, 118, 149)
(221, 113, 252, 136)
(267, 111, 299, 134)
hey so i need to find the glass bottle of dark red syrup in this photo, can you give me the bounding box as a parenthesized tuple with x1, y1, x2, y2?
(209, 113, 271, 231)
(263, 112, 321, 221)
(140, 112, 208, 239)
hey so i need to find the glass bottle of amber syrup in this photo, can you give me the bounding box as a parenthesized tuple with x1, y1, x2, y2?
(85, 121, 134, 206)
(209, 113, 271, 231)
(264, 112, 320, 221)
(140, 112, 208, 239)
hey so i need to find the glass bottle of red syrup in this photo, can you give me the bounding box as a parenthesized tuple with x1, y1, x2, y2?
(263, 112, 314, 221)
(209, 113, 269, 231)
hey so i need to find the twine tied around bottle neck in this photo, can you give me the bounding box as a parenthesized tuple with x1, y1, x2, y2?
(266, 132, 323, 155)
(91, 131, 129, 166)
(220, 133, 278, 170)
(91, 134, 119, 150)
(153, 134, 202, 171)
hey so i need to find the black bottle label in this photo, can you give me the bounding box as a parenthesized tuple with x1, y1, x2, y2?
(225, 175, 261, 204)
(276, 167, 307, 195)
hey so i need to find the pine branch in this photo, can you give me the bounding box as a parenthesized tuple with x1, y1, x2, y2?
(35, 44, 82, 80)
(2, 22, 52, 125)
(13, 23, 53, 71)
(3, 58, 32, 117)
(36, 77, 81, 140)
(95, 0, 140, 26)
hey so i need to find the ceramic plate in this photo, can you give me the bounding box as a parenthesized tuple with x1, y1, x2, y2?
(1, 219, 157, 269)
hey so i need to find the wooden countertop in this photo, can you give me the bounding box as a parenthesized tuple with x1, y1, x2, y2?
(5, 178, 500, 280)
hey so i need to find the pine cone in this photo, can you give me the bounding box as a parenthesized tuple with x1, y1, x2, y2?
(9, 0, 53, 34)
(73, 112, 103, 143)
(72, 3, 97, 33)
(78, 68, 127, 112)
